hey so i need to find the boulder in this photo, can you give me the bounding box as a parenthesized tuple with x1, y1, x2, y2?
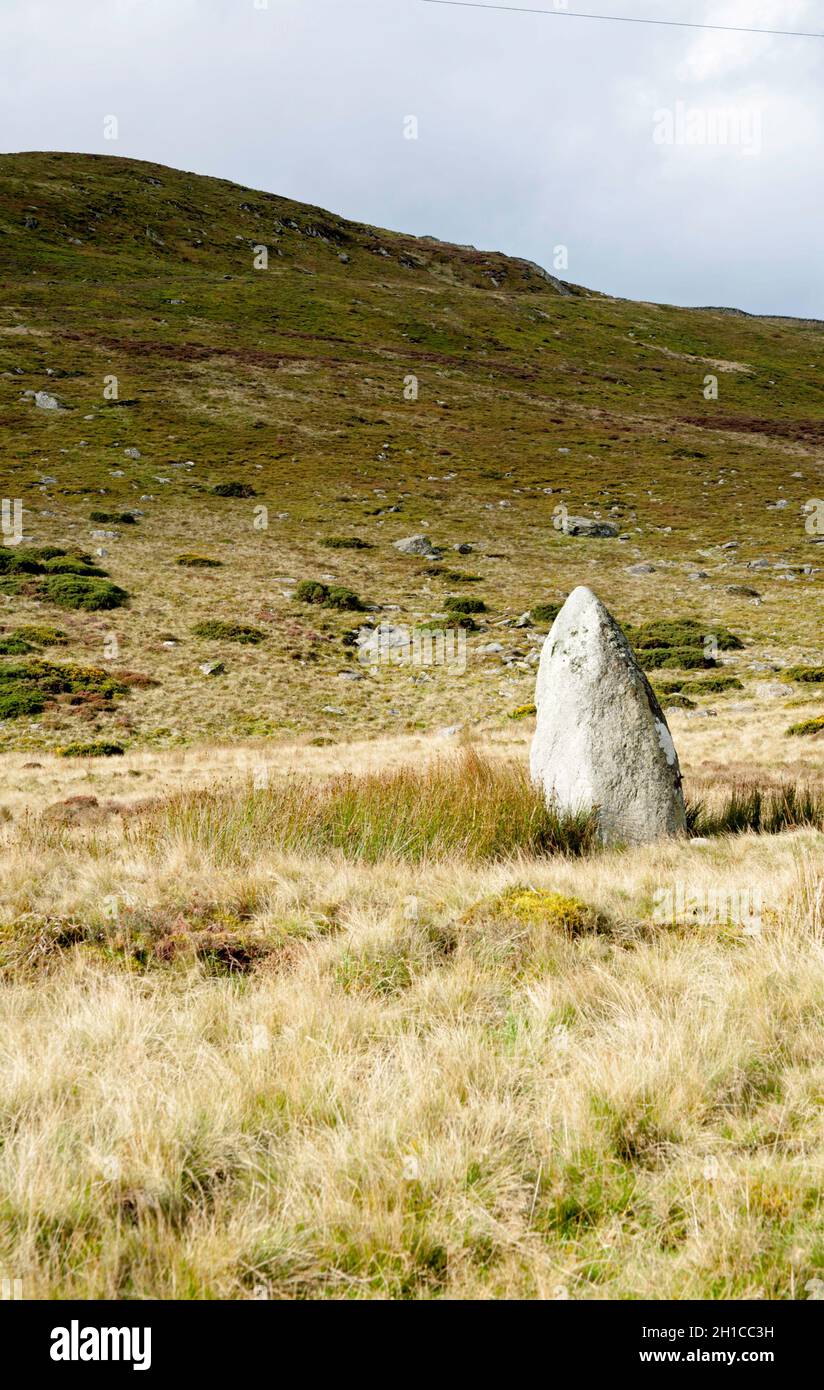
(560, 516, 618, 539)
(530, 586, 687, 845)
(393, 534, 442, 558)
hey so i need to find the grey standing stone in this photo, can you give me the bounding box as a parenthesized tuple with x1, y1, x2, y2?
(530, 586, 687, 845)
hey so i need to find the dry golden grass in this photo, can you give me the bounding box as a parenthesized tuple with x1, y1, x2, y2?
(1, 735, 823, 1300)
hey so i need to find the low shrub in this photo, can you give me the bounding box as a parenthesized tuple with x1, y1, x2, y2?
(212, 482, 257, 498)
(324, 585, 365, 612)
(176, 555, 223, 568)
(43, 556, 108, 577)
(681, 675, 744, 694)
(295, 580, 329, 605)
(445, 595, 487, 615)
(0, 546, 100, 577)
(0, 658, 130, 719)
(0, 686, 46, 719)
(321, 537, 372, 550)
(786, 716, 824, 737)
(295, 580, 365, 611)
(41, 576, 129, 610)
(416, 615, 478, 633)
(637, 648, 716, 672)
(626, 618, 742, 652)
(0, 636, 35, 655)
(13, 625, 68, 646)
(508, 703, 537, 720)
(424, 567, 482, 583)
(530, 602, 562, 626)
(781, 666, 824, 685)
(89, 510, 138, 524)
(59, 742, 125, 758)
(192, 620, 266, 644)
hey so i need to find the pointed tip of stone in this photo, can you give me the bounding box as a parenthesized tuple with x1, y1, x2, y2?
(562, 585, 604, 614)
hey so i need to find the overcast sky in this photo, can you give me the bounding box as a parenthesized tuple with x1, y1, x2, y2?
(1, 0, 822, 316)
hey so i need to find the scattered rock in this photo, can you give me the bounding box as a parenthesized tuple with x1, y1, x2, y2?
(30, 390, 62, 410)
(356, 622, 410, 662)
(627, 563, 656, 576)
(436, 724, 463, 738)
(530, 586, 687, 845)
(393, 534, 443, 559)
(560, 516, 619, 539)
(199, 661, 225, 676)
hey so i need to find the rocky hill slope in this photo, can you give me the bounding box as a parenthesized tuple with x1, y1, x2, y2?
(0, 152, 821, 750)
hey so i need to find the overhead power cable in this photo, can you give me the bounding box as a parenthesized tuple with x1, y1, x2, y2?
(420, 0, 824, 40)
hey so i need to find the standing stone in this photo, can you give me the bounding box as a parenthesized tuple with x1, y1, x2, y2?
(530, 586, 687, 844)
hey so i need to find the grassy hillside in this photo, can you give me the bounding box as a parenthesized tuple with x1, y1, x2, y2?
(1, 156, 823, 1300)
(0, 150, 822, 755)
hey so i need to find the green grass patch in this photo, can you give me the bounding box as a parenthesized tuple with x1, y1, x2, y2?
(176, 555, 223, 568)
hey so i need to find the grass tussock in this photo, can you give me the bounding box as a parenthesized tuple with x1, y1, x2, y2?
(0, 844, 822, 1300)
(151, 750, 598, 866)
(688, 782, 824, 836)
